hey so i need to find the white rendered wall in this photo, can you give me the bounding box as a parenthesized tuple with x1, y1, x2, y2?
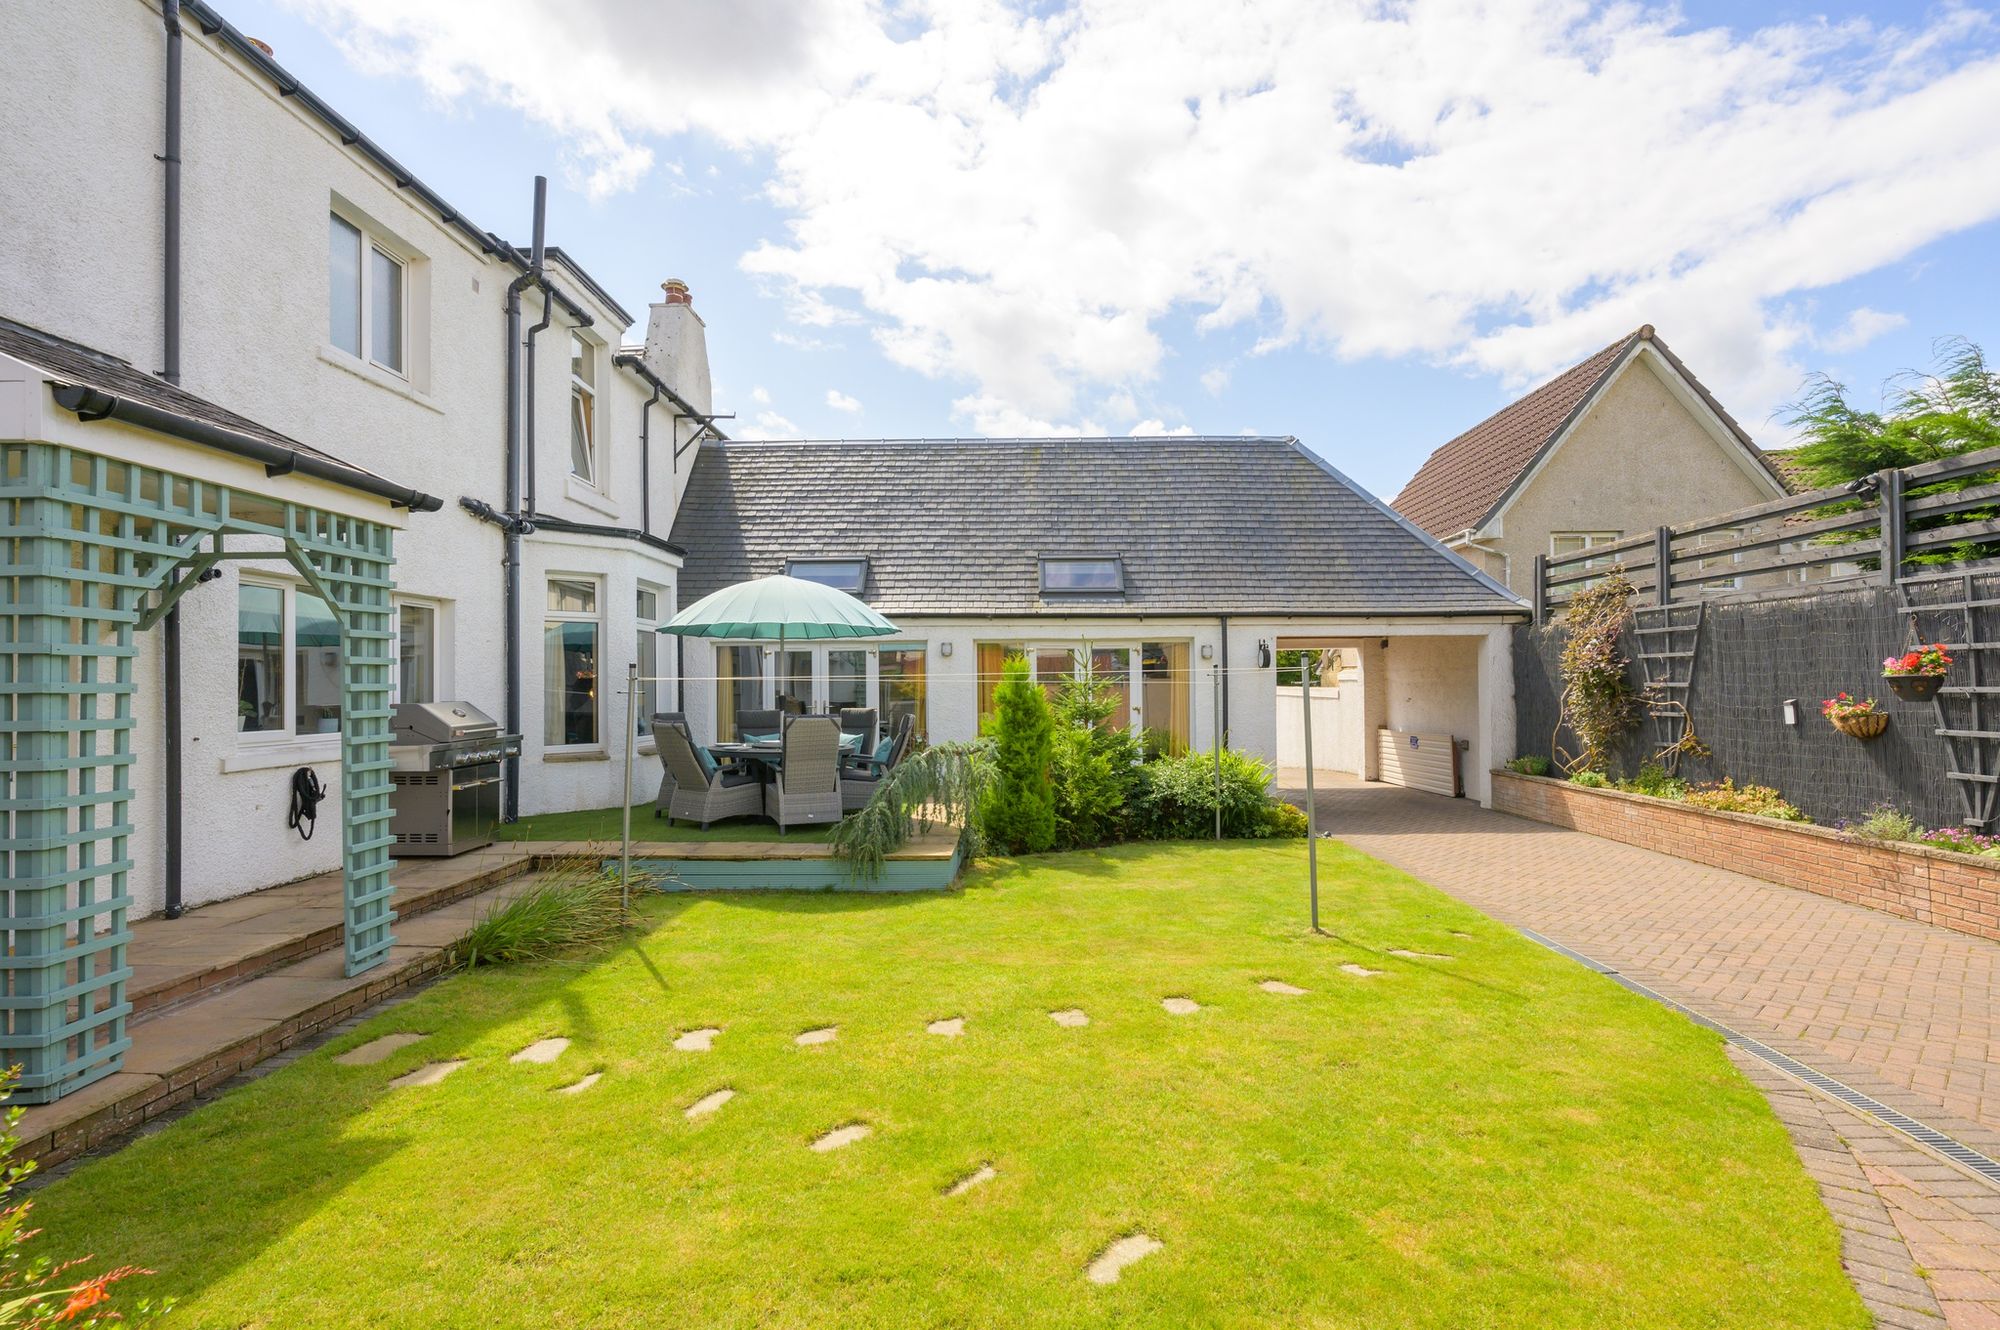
(0, 0, 695, 913)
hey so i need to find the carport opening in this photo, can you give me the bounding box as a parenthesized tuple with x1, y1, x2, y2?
(1273, 635, 1481, 798)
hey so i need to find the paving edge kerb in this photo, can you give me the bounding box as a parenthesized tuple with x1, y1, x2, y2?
(1491, 770, 2000, 945)
(22, 946, 456, 1169)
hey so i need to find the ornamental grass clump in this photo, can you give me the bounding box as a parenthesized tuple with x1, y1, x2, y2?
(831, 741, 992, 877)
(456, 854, 631, 969)
(1844, 803, 1922, 843)
(1554, 572, 1639, 775)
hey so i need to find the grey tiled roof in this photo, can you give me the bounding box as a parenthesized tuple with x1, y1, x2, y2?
(670, 436, 1525, 617)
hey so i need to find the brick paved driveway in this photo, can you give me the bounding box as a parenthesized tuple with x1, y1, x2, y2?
(1282, 772, 2000, 1329)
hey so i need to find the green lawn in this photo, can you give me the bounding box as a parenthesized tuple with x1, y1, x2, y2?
(31, 842, 1861, 1328)
(497, 800, 833, 844)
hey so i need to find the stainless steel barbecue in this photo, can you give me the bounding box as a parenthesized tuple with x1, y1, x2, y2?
(388, 701, 522, 857)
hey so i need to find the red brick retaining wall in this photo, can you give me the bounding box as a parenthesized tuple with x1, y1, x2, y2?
(1492, 770, 2000, 945)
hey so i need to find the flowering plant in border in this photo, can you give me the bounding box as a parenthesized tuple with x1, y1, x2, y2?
(1883, 644, 1953, 676)
(1914, 826, 2000, 856)
(1820, 693, 1880, 721)
(0, 1067, 169, 1327)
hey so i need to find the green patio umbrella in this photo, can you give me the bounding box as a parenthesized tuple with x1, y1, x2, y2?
(658, 574, 899, 645)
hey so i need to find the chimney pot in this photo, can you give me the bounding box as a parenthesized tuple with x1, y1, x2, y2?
(662, 279, 692, 306)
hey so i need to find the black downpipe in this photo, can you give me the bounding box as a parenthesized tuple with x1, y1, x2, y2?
(162, 0, 182, 386)
(162, 0, 186, 918)
(499, 176, 547, 822)
(525, 288, 552, 517)
(637, 380, 661, 535)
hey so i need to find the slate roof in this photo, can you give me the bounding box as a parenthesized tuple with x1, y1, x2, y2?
(1391, 325, 1787, 540)
(0, 315, 429, 502)
(670, 436, 1525, 618)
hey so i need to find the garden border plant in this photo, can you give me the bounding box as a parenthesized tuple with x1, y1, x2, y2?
(1550, 570, 1640, 776)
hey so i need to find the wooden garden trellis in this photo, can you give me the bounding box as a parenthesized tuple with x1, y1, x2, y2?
(0, 441, 400, 1104)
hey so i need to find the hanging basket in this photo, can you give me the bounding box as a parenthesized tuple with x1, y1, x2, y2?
(1831, 711, 1889, 740)
(1885, 673, 1944, 703)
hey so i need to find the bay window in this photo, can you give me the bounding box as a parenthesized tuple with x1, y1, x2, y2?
(545, 577, 601, 749)
(637, 585, 664, 733)
(570, 334, 598, 486)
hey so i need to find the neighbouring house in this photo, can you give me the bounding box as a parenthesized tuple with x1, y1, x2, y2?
(1392, 325, 1793, 593)
(0, 0, 715, 932)
(668, 436, 1528, 801)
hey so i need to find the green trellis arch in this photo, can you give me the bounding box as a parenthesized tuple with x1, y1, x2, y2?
(1, 440, 400, 1103)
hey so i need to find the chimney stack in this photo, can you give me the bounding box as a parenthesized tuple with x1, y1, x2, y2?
(643, 278, 710, 417)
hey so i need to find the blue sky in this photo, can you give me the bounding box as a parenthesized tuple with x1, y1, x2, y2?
(240, 0, 1999, 500)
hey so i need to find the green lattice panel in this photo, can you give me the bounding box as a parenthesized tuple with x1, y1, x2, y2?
(0, 443, 402, 1102)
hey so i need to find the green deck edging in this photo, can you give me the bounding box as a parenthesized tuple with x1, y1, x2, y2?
(614, 842, 963, 893)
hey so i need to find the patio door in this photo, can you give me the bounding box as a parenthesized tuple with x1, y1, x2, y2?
(1025, 641, 1190, 752)
(1028, 644, 1136, 731)
(774, 645, 873, 714)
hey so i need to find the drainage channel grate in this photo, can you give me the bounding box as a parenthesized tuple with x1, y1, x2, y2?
(1515, 927, 2000, 1189)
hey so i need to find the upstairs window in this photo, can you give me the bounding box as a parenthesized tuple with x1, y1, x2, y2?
(1040, 557, 1124, 594)
(570, 334, 598, 486)
(786, 558, 868, 594)
(328, 212, 405, 375)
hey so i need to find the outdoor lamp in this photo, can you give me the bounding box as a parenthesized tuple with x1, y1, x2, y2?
(1199, 643, 1213, 660)
(939, 641, 953, 657)
(1257, 641, 1272, 669)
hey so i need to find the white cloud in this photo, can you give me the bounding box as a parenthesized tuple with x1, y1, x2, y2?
(740, 409, 801, 439)
(1821, 307, 1910, 354)
(291, 0, 2000, 436)
(1128, 419, 1195, 436)
(825, 388, 863, 413)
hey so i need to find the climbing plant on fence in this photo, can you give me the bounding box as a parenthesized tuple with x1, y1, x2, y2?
(1554, 570, 1640, 775)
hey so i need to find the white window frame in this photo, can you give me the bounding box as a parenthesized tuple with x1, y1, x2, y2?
(570, 333, 600, 489)
(237, 574, 343, 750)
(544, 575, 604, 753)
(636, 583, 665, 739)
(329, 209, 409, 378)
(393, 598, 443, 706)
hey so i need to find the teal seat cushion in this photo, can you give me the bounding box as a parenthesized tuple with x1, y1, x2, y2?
(695, 745, 720, 781)
(873, 736, 896, 764)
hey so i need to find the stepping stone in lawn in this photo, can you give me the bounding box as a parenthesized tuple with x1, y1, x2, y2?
(1258, 980, 1308, 996)
(796, 1026, 838, 1046)
(509, 1037, 570, 1064)
(1389, 949, 1453, 961)
(811, 1122, 870, 1152)
(945, 1164, 996, 1197)
(673, 1027, 720, 1052)
(1161, 997, 1199, 1016)
(1085, 1233, 1163, 1285)
(1340, 963, 1383, 978)
(927, 1017, 965, 1037)
(334, 1032, 424, 1067)
(388, 1060, 466, 1089)
(1050, 1009, 1090, 1028)
(685, 1087, 735, 1119)
(555, 1073, 601, 1095)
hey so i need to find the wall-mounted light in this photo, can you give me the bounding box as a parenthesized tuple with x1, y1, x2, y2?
(1379, 638, 1389, 650)
(938, 641, 953, 658)
(1782, 698, 1798, 727)
(1257, 640, 1272, 669)
(1199, 643, 1213, 661)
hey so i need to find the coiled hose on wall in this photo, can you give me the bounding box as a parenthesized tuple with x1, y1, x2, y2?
(288, 766, 326, 841)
